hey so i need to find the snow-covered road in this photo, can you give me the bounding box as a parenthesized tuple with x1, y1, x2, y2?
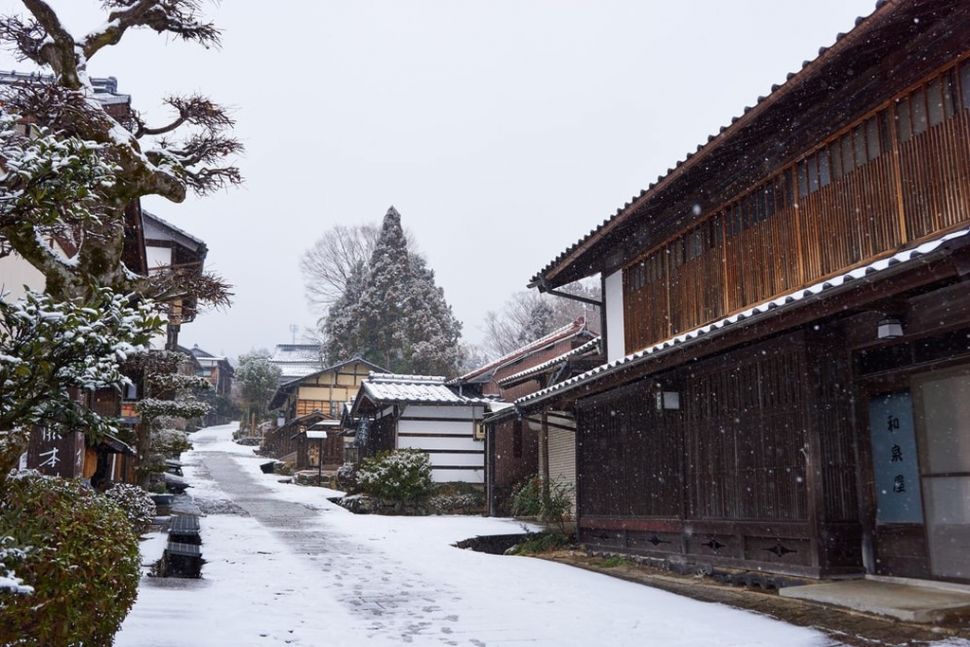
(116, 423, 833, 647)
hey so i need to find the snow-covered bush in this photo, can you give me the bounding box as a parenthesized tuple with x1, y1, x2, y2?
(357, 449, 434, 503)
(150, 428, 193, 457)
(428, 492, 483, 515)
(0, 473, 139, 645)
(137, 397, 209, 420)
(103, 483, 157, 535)
(0, 536, 31, 596)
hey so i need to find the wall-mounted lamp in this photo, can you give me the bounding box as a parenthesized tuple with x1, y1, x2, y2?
(655, 389, 681, 411)
(877, 316, 904, 340)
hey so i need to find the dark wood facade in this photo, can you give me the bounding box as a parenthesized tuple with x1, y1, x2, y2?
(623, 57, 970, 353)
(575, 330, 863, 577)
(526, 2, 970, 583)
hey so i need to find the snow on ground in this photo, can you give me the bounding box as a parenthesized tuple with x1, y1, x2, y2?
(118, 423, 836, 647)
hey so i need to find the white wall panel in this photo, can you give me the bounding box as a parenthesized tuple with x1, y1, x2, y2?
(398, 419, 474, 436)
(427, 452, 484, 468)
(605, 270, 626, 361)
(399, 435, 481, 452)
(432, 468, 484, 484)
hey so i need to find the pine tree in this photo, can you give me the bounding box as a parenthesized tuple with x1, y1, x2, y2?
(406, 255, 463, 375)
(320, 206, 464, 376)
(355, 207, 413, 372)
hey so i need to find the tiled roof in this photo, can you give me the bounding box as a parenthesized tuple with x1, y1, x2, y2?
(362, 373, 493, 406)
(450, 317, 592, 385)
(142, 210, 206, 252)
(498, 337, 601, 386)
(529, 0, 891, 287)
(271, 344, 323, 363)
(0, 70, 131, 105)
(518, 227, 970, 408)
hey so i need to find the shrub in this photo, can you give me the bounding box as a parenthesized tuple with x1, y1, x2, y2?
(428, 492, 483, 515)
(511, 475, 574, 530)
(103, 483, 157, 535)
(511, 475, 543, 517)
(357, 449, 434, 503)
(0, 473, 140, 646)
(151, 428, 192, 457)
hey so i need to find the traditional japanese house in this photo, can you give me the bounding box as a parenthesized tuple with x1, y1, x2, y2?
(190, 344, 235, 426)
(263, 356, 384, 468)
(190, 344, 235, 397)
(142, 210, 208, 351)
(269, 343, 326, 385)
(485, 337, 601, 516)
(350, 373, 494, 484)
(518, 1, 970, 583)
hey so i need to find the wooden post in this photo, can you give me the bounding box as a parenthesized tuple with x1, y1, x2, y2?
(318, 437, 323, 483)
(540, 412, 550, 502)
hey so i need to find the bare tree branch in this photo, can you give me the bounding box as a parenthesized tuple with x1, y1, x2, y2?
(84, 0, 220, 59)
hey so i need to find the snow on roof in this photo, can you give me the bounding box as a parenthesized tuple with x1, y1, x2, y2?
(498, 337, 601, 386)
(518, 227, 970, 408)
(362, 373, 492, 406)
(142, 210, 206, 252)
(0, 70, 131, 105)
(271, 344, 322, 363)
(450, 317, 592, 385)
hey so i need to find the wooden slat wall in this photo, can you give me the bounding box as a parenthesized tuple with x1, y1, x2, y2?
(623, 58, 970, 355)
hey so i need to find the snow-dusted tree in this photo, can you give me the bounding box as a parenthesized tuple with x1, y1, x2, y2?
(354, 207, 414, 372)
(405, 254, 463, 376)
(337, 206, 464, 375)
(0, 288, 162, 475)
(321, 259, 366, 364)
(0, 0, 237, 307)
(235, 351, 281, 426)
(125, 349, 209, 485)
(481, 281, 601, 357)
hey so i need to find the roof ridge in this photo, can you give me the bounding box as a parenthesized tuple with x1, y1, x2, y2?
(529, 0, 892, 287)
(453, 316, 588, 382)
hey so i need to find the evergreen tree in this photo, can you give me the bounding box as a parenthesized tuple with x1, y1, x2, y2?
(320, 206, 464, 376)
(406, 255, 463, 375)
(322, 260, 367, 364)
(355, 207, 413, 372)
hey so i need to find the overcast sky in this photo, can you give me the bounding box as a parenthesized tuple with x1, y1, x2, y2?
(0, 0, 877, 361)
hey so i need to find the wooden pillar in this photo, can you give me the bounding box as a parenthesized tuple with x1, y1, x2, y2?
(540, 412, 550, 501)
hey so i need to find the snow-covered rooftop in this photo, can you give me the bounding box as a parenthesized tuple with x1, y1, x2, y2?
(142, 210, 206, 253)
(450, 317, 593, 385)
(518, 227, 970, 408)
(361, 373, 492, 406)
(0, 70, 131, 105)
(271, 344, 322, 363)
(498, 337, 601, 386)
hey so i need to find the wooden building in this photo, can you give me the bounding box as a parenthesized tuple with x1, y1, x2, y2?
(190, 344, 235, 397)
(519, 1, 970, 583)
(263, 357, 383, 468)
(270, 356, 383, 420)
(482, 335, 602, 516)
(350, 373, 493, 484)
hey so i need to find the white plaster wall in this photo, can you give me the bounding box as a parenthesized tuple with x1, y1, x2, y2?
(398, 405, 483, 483)
(0, 252, 46, 302)
(146, 245, 172, 271)
(604, 270, 626, 361)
